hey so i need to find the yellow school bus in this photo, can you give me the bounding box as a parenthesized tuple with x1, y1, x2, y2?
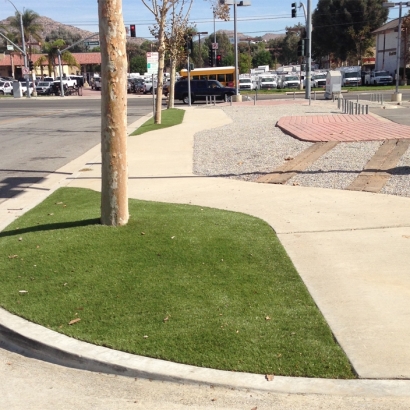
(179, 66, 235, 87)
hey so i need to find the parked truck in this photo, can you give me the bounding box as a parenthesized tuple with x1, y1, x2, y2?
(277, 74, 299, 89)
(364, 70, 393, 86)
(257, 75, 277, 89)
(337, 66, 362, 86)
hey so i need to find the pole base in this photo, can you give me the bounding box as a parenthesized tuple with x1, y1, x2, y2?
(391, 92, 402, 104)
(231, 95, 242, 102)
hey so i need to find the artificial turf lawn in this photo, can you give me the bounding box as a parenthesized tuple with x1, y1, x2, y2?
(0, 187, 355, 378)
(131, 108, 185, 135)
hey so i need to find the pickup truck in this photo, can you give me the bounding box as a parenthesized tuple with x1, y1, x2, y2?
(364, 71, 393, 86)
(55, 76, 77, 88)
(0, 80, 13, 95)
(91, 76, 101, 90)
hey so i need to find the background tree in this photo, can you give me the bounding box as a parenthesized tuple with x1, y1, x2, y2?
(252, 49, 271, 67)
(203, 32, 232, 62)
(9, 9, 42, 57)
(163, 2, 193, 108)
(142, 0, 179, 124)
(46, 28, 87, 52)
(312, 0, 388, 63)
(239, 52, 252, 73)
(37, 39, 79, 77)
(129, 55, 147, 74)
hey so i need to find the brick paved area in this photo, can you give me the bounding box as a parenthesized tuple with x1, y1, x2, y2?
(277, 114, 410, 142)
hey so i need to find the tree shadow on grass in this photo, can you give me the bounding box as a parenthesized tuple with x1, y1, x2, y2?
(0, 218, 101, 238)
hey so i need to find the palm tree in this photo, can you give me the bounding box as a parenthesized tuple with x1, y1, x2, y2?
(9, 9, 43, 56)
(36, 39, 79, 78)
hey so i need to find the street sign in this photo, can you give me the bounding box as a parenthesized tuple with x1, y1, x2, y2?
(212, 42, 218, 50)
(85, 41, 100, 47)
(7, 45, 14, 51)
(146, 52, 159, 74)
(22, 67, 29, 75)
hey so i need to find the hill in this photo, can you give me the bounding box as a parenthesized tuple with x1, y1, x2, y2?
(0, 15, 146, 46)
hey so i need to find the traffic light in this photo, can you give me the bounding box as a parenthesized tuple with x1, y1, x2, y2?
(130, 24, 136, 37)
(185, 35, 193, 54)
(29, 60, 34, 71)
(208, 48, 213, 66)
(216, 54, 222, 67)
(291, 2, 297, 18)
(297, 39, 304, 57)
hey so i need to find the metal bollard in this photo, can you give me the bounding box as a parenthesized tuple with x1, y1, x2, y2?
(355, 102, 358, 115)
(338, 97, 341, 109)
(293, 92, 295, 100)
(357, 103, 360, 114)
(362, 104, 365, 115)
(366, 105, 369, 114)
(315, 91, 317, 101)
(254, 95, 256, 105)
(377, 94, 380, 103)
(381, 94, 384, 105)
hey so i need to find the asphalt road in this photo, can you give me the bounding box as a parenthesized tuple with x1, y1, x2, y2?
(0, 97, 153, 203)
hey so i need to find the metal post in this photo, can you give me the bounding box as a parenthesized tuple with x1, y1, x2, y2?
(187, 55, 191, 107)
(254, 95, 256, 105)
(234, 1, 239, 98)
(293, 91, 295, 100)
(381, 94, 384, 105)
(152, 74, 156, 115)
(57, 52, 65, 97)
(355, 103, 358, 115)
(366, 105, 369, 114)
(305, 0, 312, 102)
(395, 2, 403, 95)
(213, 8, 216, 67)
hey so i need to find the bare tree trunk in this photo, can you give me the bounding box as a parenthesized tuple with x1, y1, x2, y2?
(98, 0, 129, 226)
(155, 13, 166, 124)
(168, 59, 176, 108)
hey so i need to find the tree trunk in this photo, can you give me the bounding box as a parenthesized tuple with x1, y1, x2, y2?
(168, 59, 176, 108)
(98, 0, 129, 226)
(154, 1, 167, 124)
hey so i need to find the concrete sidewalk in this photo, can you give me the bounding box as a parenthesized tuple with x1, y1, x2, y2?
(2, 101, 410, 396)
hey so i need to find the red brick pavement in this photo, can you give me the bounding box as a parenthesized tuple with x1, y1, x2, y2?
(277, 114, 410, 142)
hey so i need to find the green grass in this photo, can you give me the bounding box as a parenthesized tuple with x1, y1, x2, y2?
(131, 108, 185, 136)
(0, 187, 355, 378)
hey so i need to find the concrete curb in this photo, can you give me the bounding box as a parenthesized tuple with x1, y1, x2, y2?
(1, 307, 410, 397)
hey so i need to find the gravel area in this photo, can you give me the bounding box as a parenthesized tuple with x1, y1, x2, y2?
(193, 103, 410, 197)
(193, 105, 323, 182)
(381, 144, 410, 198)
(288, 141, 383, 190)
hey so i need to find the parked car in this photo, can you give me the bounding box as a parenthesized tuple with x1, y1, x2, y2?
(36, 81, 53, 95)
(91, 76, 101, 90)
(0, 80, 13, 95)
(131, 78, 145, 93)
(174, 79, 237, 104)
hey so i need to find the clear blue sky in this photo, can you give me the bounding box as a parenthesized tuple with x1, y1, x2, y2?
(3, 0, 400, 40)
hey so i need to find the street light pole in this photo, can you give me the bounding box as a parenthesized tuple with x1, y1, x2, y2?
(234, 0, 238, 96)
(305, 0, 312, 102)
(6, 0, 30, 98)
(383, 1, 410, 102)
(222, 0, 251, 102)
(213, 7, 217, 67)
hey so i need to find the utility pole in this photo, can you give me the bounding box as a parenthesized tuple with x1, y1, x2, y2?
(98, 0, 129, 226)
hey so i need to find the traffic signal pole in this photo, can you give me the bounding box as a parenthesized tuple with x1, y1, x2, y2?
(305, 0, 312, 103)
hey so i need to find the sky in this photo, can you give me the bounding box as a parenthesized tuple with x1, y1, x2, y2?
(2, 0, 401, 41)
